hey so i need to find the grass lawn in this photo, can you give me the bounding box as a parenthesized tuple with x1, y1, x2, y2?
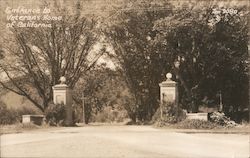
(1, 122, 249, 135)
(156, 123, 250, 134)
(0, 123, 62, 135)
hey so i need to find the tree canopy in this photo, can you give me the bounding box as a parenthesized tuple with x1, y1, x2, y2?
(153, 3, 248, 112)
(0, 2, 105, 112)
(103, 0, 248, 120)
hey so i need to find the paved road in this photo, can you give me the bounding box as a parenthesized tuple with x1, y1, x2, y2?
(0, 125, 249, 158)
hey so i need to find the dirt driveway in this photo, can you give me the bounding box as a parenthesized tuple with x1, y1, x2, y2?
(1, 125, 249, 158)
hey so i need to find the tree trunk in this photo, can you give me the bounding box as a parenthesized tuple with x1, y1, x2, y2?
(191, 101, 199, 113)
(248, 43, 250, 122)
(248, 4, 250, 122)
(130, 113, 137, 123)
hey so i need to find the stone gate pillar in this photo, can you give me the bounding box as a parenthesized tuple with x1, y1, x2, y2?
(52, 76, 73, 126)
(159, 73, 177, 104)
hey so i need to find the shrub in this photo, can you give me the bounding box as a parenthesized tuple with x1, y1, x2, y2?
(0, 104, 18, 125)
(151, 108, 161, 123)
(209, 112, 237, 127)
(0, 102, 38, 125)
(45, 103, 66, 126)
(174, 119, 221, 129)
(152, 102, 186, 124)
(93, 105, 128, 123)
(15, 107, 38, 122)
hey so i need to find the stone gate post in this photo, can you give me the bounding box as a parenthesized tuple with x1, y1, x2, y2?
(52, 76, 73, 126)
(159, 73, 177, 119)
(159, 73, 177, 103)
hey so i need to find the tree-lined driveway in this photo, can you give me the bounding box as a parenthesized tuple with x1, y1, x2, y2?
(1, 125, 249, 158)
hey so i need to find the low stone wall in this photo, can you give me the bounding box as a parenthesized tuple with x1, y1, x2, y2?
(186, 113, 208, 121)
(22, 115, 45, 125)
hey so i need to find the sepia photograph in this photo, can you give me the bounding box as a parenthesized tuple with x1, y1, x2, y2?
(0, 0, 249, 157)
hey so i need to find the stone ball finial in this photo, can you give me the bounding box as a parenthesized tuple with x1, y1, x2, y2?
(59, 76, 66, 84)
(166, 73, 172, 80)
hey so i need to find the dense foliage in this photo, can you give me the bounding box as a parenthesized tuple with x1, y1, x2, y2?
(153, 5, 248, 113)
(174, 119, 221, 129)
(104, 1, 175, 121)
(0, 103, 37, 125)
(104, 1, 248, 121)
(45, 103, 66, 126)
(152, 102, 186, 125)
(73, 64, 132, 123)
(92, 105, 128, 123)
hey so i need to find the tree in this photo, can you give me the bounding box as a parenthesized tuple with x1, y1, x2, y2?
(73, 64, 132, 123)
(153, 2, 248, 112)
(0, 49, 4, 59)
(103, 0, 248, 121)
(0, 2, 104, 112)
(103, 0, 175, 121)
